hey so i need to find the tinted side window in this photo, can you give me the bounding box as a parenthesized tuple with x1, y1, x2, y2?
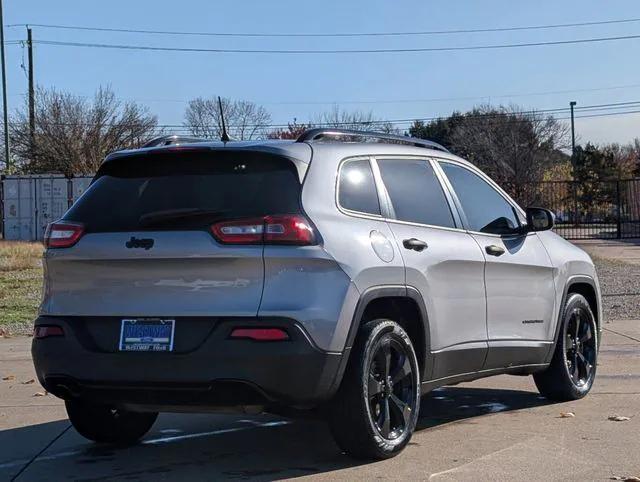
(440, 162, 520, 235)
(378, 159, 455, 228)
(338, 159, 381, 215)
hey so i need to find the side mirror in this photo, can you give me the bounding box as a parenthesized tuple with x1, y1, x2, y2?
(525, 207, 555, 232)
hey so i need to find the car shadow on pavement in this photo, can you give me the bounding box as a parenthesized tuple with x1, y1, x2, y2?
(416, 386, 552, 431)
(0, 386, 552, 481)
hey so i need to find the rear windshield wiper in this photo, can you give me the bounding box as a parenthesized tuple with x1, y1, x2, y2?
(138, 208, 232, 227)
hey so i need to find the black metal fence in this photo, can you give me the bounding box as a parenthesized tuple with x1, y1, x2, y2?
(511, 179, 640, 240)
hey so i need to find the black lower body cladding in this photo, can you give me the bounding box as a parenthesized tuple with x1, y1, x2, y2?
(31, 316, 342, 409)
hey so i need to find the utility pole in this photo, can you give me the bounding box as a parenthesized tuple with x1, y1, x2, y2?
(0, 0, 10, 171)
(570, 101, 577, 157)
(569, 100, 578, 228)
(27, 27, 35, 147)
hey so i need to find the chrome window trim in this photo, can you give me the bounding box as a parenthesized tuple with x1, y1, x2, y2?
(464, 229, 537, 239)
(381, 217, 468, 234)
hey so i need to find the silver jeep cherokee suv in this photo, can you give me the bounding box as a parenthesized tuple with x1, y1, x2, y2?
(32, 129, 602, 460)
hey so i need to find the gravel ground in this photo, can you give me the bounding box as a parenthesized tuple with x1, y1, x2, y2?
(592, 256, 640, 321)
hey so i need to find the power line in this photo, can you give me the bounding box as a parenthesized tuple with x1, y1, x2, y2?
(573, 100, 640, 111)
(11, 81, 640, 106)
(7, 108, 570, 128)
(142, 107, 640, 130)
(575, 108, 640, 120)
(8, 17, 640, 38)
(30, 33, 640, 55)
(262, 83, 640, 106)
(13, 100, 640, 129)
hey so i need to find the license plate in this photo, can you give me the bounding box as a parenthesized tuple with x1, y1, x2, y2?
(119, 319, 175, 352)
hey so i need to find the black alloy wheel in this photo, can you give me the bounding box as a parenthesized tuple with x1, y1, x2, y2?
(564, 306, 597, 388)
(327, 319, 421, 460)
(533, 293, 598, 401)
(367, 335, 416, 440)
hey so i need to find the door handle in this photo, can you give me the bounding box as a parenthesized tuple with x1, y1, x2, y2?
(403, 238, 428, 252)
(485, 245, 505, 256)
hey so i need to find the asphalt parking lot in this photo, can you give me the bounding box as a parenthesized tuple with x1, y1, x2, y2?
(1, 318, 638, 481)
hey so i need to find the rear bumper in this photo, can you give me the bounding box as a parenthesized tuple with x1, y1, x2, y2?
(32, 316, 343, 409)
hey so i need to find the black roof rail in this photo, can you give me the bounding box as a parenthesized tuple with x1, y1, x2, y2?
(142, 135, 209, 148)
(295, 128, 449, 153)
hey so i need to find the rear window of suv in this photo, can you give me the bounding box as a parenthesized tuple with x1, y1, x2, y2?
(63, 150, 302, 232)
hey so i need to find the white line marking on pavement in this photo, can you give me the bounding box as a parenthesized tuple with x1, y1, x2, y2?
(142, 420, 289, 445)
(0, 420, 291, 471)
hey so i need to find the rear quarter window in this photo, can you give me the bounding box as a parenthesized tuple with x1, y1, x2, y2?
(338, 158, 381, 215)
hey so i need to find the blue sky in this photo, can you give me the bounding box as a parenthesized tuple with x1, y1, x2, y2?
(4, 0, 640, 144)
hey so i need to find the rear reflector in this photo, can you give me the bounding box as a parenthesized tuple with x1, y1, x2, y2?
(230, 327, 290, 341)
(211, 215, 316, 245)
(34, 326, 65, 339)
(44, 222, 84, 248)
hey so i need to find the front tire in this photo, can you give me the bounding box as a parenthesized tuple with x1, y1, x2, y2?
(66, 399, 158, 444)
(327, 319, 421, 460)
(533, 293, 598, 401)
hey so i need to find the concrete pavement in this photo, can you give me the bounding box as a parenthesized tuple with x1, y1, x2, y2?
(1, 320, 638, 481)
(575, 239, 640, 265)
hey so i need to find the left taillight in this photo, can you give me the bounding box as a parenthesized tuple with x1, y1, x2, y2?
(44, 222, 85, 248)
(211, 215, 316, 246)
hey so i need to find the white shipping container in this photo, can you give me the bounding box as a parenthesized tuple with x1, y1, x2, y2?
(2, 174, 69, 241)
(37, 176, 69, 239)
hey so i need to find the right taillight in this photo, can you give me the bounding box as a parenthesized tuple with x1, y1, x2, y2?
(34, 325, 65, 339)
(44, 222, 85, 248)
(229, 327, 290, 341)
(211, 215, 316, 246)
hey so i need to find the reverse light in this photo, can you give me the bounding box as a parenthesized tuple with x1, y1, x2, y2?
(211, 215, 316, 245)
(34, 325, 65, 339)
(211, 217, 265, 244)
(44, 222, 85, 248)
(230, 327, 290, 341)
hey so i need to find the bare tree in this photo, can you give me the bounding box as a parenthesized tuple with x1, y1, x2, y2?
(312, 105, 397, 133)
(11, 86, 158, 175)
(605, 139, 640, 179)
(448, 105, 570, 204)
(184, 97, 271, 140)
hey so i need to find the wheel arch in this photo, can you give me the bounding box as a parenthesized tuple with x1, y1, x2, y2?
(566, 280, 600, 328)
(327, 286, 433, 397)
(545, 275, 601, 364)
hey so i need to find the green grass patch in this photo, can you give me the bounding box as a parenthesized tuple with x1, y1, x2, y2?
(0, 241, 43, 327)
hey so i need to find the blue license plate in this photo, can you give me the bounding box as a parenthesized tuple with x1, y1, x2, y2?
(119, 319, 175, 352)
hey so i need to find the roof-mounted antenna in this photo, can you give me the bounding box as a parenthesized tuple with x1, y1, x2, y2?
(218, 96, 230, 142)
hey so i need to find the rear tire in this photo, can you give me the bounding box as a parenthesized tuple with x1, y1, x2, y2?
(327, 319, 420, 460)
(65, 399, 158, 444)
(533, 293, 598, 401)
